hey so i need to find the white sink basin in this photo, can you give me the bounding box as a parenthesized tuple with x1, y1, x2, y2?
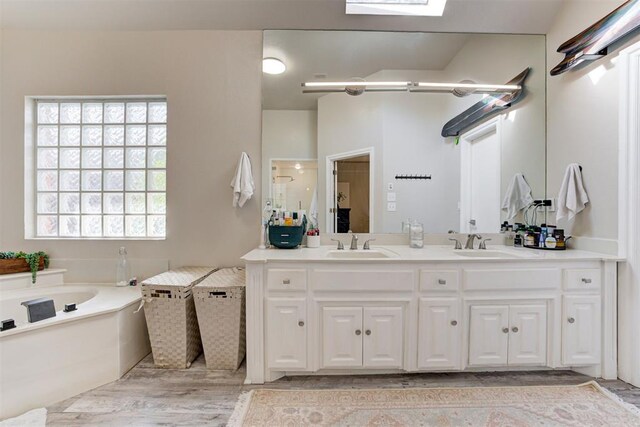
(455, 250, 519, 259)
(326, 249, 396, 259)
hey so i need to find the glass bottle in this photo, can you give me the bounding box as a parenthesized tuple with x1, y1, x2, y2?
(410, 221, 424, 248)
(116, 247, 130, 287)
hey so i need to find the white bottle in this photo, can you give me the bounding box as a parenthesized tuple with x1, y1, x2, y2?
(116, 247, 130, 287)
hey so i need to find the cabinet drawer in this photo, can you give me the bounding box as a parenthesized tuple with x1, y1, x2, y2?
(463, 269, 561, 291)
(564, 269, 601, 291)
(267, 269, 307, 291)
(420, 270, 459, 291)
(313, 270, 414, 291)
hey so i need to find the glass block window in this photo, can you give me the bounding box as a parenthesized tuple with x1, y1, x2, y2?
(34, 99, 167, 238)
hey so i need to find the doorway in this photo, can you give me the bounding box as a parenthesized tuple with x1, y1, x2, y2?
(459, 118, 502, 233)
(326, 149, 374, 233)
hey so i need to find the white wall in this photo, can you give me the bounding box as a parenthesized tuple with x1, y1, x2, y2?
(444, 34, 547, 219)
(547, 0, 623, 246)
(261, 110, 317, 208)
(0, 30, 262, 282)
(317, 34, 545, 234)
(317, 90, 384, 233)
(380, 90, 460, 233)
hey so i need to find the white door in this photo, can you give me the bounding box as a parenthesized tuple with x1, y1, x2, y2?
(460, 120, 501, 233)
(563, 296, 601, 366)
(266, 298, 307, 369)
(363, 307, 404, 368)
(469, 305, 509, 366)
(322, 307, 363, 368)
(508, 304, 547, 366)
(418, 298, 461, 369)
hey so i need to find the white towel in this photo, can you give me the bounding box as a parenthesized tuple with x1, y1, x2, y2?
(501, 173, 534, 220)
(230, 152, 255, 208)
(309, 186, 318, 227)
(556, 163, 589, 222)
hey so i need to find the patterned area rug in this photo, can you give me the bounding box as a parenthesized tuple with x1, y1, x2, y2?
(228, 382, 640, 426)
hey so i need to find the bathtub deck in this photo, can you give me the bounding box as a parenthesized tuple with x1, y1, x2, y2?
(45, 354, 640, 426)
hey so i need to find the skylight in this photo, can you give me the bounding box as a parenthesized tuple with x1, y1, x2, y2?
(345, 0, 447, 16)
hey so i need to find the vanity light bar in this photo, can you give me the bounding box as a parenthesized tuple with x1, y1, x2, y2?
(301, 81, 411, 88)
(412, 82, 522, 92)
(301, 81, 521, 94)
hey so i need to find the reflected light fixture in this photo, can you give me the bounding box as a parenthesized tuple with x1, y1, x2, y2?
(301, 80, 520, 95)
(294, 163, 302, 170)
(346, 0, 447, 17)
(263, 58, 286, 75)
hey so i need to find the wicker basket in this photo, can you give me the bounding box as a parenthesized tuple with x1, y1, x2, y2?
(141, 266, 215, 369)
(194, 267, 246, 370)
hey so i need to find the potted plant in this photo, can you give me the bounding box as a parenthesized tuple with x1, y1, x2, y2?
(0, 251, 50, 284)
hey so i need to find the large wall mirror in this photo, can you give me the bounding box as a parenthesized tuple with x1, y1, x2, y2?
(262, 30, 546, 234)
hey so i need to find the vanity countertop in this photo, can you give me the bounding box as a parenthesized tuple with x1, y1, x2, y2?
(242, 245, 622, 263)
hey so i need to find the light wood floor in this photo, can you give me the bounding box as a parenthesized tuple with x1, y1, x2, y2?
(46, 353, 640, 426)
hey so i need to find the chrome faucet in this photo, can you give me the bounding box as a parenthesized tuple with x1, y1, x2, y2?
(331, 238, 344, 250)
(350, 234, 358, 250)
(363, 239, 376, 250)
(449, 238, 463, 250)
(465, 234, 482, 249)
(479, 238, 492, 250)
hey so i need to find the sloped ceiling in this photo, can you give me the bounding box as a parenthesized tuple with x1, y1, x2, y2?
(1, 0, 564, 34)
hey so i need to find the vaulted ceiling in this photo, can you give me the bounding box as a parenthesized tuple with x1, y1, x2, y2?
(1, 0, 566, 34)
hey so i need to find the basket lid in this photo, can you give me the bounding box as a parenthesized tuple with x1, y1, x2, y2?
(142, 266, 215, 288)
(196, 267, 245, 288)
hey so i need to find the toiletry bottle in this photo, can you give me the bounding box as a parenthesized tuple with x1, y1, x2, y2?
(116, 247, 130, 287)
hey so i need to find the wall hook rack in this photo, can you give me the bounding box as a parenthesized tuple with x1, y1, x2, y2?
(395, 174, 432, 180)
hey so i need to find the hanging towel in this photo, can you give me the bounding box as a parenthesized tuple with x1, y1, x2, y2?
(309, 186, 319, 227)
(230, 152, 255, 208)
(501, 173, 534, 220)
(556, 163, 589, 222)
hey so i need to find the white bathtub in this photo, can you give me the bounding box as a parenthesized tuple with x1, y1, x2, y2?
(0, 282, 150, 420)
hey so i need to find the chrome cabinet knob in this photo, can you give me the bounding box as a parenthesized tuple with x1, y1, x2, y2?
(502, 327, 509, 334)
(438, 279, 447, 285)
(512, 327, 519, 333)
(365, 330, 372, 336)
(355, 329, 362, 336)
(450, 320, 458, 326)
(298, 321, 305, 327)
(568, 317, 575, 324)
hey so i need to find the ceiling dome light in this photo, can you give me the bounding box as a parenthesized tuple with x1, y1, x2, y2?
(294, 163, 302, 170)
(263, 58, 286, 75)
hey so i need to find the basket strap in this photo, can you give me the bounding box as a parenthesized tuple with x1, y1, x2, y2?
(134, 297, 153, 313)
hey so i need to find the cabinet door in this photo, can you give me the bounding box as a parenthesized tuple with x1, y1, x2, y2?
(469, 305, 509, 366)
(266, 298, 307, 369)
(563, 295, 601, 365)
(508, 304, 547, 366)
(363, 307, 404, 368)
(322, 307, 363, 368)
(418, 298, 460, 369)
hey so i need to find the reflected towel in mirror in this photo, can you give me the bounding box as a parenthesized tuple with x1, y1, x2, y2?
(502, 173, 534, 220)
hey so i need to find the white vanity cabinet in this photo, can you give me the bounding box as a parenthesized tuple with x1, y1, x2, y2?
(418, 298, 461, 369)
(562, 295, 601, 365)
(322, 306, 404, 369)
(469, 304, 547, 367)
(243, 247, 618, 384)
(266, 297, 307, 369)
